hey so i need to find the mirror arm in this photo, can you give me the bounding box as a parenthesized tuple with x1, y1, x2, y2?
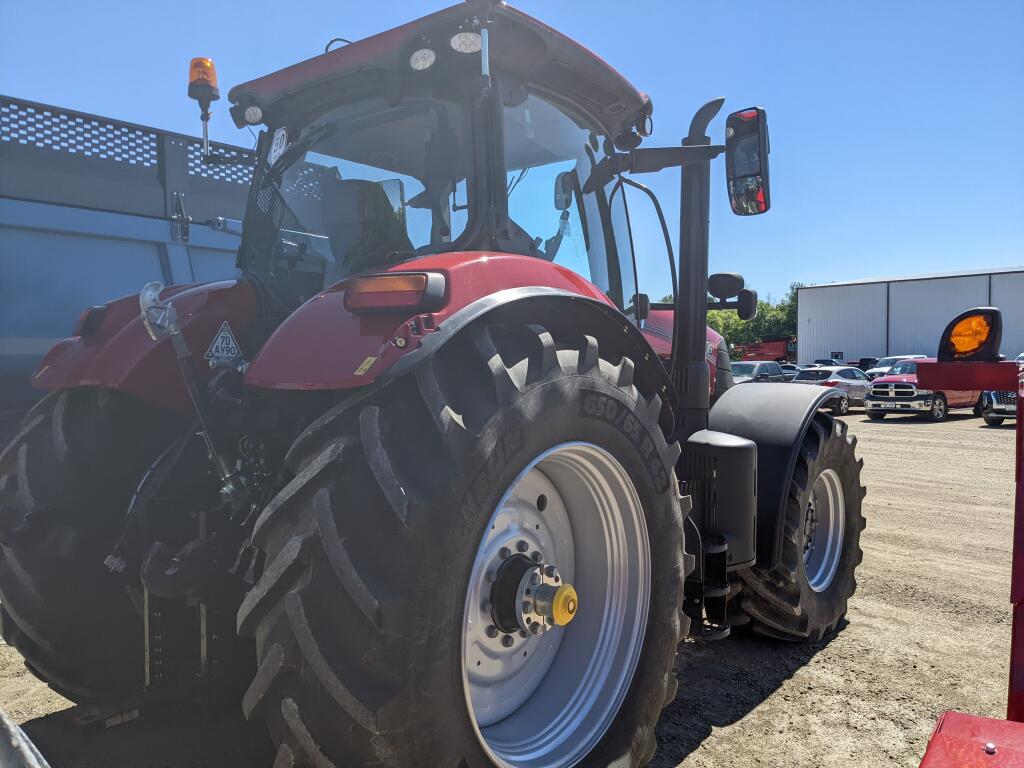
(581, 145, 725, 194)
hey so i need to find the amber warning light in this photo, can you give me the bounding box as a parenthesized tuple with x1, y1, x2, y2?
(188, 57, 220, 104)
(342, 273, 446, 313)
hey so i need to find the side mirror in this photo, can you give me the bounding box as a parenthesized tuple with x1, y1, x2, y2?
(736, 288, 758, 321)
(634, 293, 651, 322)
(937, 307, 1003, 362)
(757, 372, 770, 380)
(378, 179, 408, 229)
(708, 272, 745, 300)
(725, 107, 770, 216)
(554, 171, 577, 211)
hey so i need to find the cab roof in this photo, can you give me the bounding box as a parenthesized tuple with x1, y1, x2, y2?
(228, 2, 651, 147)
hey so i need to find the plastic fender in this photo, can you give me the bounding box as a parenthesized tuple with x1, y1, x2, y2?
(244, 252, 613, 392)
(33, 280, 260, 413)
(708, 382, 841, 569)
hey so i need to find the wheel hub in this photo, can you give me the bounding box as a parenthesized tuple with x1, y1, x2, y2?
(489, 554, 577, 636)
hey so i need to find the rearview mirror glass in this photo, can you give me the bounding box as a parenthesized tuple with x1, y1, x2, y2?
(378, 179, 408, 229)
(725, 107, 771, 216)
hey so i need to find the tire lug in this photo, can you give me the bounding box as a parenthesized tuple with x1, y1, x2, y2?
(531, 551, 542, 563)
(530, 622, 543, 635)
(530, 572, 541, 586)
(516, 540, 529, 553)
(519, 630, 529, 639)
(499, 546, 511, 560)
(485, 625, 499, 638)
(502, 635, 514, 648)
(544, 565, 557, 578)
(485, 570, 497, 583)
(522, 601, 532, 614)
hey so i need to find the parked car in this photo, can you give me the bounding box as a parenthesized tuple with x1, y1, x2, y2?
(980, 352, 1023, 426)
(865, 354, 926, 380)
(791, 365, 871, 415)
(780, 363, 801, 381)
(857, 357, 879, 372)
(865, 358, 981, 422)
(814, 358, 844, 366)
(731, 360, 787, 384)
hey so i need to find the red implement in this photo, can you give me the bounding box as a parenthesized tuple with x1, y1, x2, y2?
(917, 360, 1024, 766)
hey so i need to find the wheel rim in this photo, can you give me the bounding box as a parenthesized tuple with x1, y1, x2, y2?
(837, 398, 848, 414)
(802, 468, 846, 592)
(933, 398, 946, 418)
(462, 442, 651, 768)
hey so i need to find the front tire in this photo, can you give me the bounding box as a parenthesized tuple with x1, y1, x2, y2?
(867, 411, 886, 421)
(983, 412, 1005, 427)
(831, 396, 850, 416)
(238, 324, 688, 768)
(927, 394, 948, 422)
(739, 414, 865, 642)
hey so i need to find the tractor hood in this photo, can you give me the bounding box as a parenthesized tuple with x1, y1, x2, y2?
(228, 3, 652, 148)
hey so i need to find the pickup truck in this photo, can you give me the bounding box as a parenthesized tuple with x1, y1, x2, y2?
(864, 357, 981, 421)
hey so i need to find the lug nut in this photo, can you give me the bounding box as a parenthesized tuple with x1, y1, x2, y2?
(519, 630, 529, 639)
(516, 540, 529, 553)
(486, 570, 497, 583)
(531, 551, 543, 563)
(499, 547, 511, 560)
(522, 601, 532, 614)
(545, 565, 557, 578)
(502, 635, 514, 648)
(530, 622, 543, 635)
(530, 573, 541, 586)
(485, 625, 499, 638)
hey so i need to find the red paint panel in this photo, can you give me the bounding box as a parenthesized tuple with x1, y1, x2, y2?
(920, 712, 1024, 767)
(917, 361, 1018, 392)
(244, 252, 611, 391)
(638, 308, 722, 395)
(33, 281, 260, 413)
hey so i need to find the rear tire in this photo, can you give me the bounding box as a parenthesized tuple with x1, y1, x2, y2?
(0, 388, 178, 703)
(831, 396, 850, 416)
(237, 324, 688, 767)
(867, 412, 886, 421)
(739, 414, 865, 642)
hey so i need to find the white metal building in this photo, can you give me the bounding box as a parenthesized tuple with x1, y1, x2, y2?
(797, 267, 1024, 364)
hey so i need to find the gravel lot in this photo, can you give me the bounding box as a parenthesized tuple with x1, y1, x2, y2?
(1, 411, 1016, 767)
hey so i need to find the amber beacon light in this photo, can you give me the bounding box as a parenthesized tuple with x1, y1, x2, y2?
(937, 307, 1003, 362)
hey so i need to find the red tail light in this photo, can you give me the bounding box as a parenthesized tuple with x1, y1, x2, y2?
(342, 273, 445, 313)
(820, 380, 839, 387)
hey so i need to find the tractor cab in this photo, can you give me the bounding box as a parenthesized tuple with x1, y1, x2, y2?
(225, 3, 662, 317)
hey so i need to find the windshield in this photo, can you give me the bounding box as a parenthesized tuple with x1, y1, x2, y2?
(244, 91, 474, 287)
(795, 369, 831, 381)
(875, 357, 902, 368)
(731, 363, 756, 376)
(888, 361, 917, 375)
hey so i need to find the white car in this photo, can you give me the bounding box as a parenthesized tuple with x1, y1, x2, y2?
(865, 354, 926, 380)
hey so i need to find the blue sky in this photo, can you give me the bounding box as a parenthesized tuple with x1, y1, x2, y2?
(2, 0, 1021, 302)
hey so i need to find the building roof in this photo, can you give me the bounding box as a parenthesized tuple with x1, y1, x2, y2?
(800, 265, 1024, 290)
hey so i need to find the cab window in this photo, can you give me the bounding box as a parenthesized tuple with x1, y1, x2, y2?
(503, 90, 636, 315)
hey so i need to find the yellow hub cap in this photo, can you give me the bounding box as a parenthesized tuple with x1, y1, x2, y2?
(551, 584, 579, 626)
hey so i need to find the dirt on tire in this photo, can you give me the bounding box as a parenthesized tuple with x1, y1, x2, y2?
(0, 412, 1014, 767)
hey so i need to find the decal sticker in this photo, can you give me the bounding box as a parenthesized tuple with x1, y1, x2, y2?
(205, 321, 241, 361)
(579, 388, 670, 493)
(268, 127, 288, 166)
(354, 356, 377, 376)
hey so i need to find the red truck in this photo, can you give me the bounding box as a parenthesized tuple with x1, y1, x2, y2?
(864, 357, 981, 421)
(734, 334, 796, 362)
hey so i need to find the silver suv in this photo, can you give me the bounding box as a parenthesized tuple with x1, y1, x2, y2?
(981, 352, 1023, 426)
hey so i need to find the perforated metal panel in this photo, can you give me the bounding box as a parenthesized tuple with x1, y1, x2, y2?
(187, 141, 254, 185)
(0, 100, 158, 166)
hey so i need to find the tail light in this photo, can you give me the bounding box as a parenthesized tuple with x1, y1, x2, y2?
(342, 273, 446, 314)
(820, 380, 839, 387)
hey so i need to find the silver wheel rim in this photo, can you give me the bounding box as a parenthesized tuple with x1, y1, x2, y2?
(462, 442, 651, 768)
(934, 398, 945, 418)
(802, 468, 845, 592)
(838, 398, 849, 414)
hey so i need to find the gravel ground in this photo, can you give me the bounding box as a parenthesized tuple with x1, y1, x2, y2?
(1, 411, 1016, 767)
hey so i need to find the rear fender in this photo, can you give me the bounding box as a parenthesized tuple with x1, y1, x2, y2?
(708, 382, 842, 569)
(33, 280, 260, 413)
(244, 251, 676, 427)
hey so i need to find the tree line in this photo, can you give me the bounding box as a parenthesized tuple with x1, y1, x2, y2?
(660, 282, 802, 359)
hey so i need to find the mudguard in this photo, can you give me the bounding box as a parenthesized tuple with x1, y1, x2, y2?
(246, 251, 628, 389)
(33, 280, 260, 413)
(708, 382, 842, 569)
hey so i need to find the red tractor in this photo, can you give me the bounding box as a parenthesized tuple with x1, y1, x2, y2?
(0, 4, 865, 766)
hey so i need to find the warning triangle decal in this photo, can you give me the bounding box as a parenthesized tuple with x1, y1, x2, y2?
(205, 321, 241, 361)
